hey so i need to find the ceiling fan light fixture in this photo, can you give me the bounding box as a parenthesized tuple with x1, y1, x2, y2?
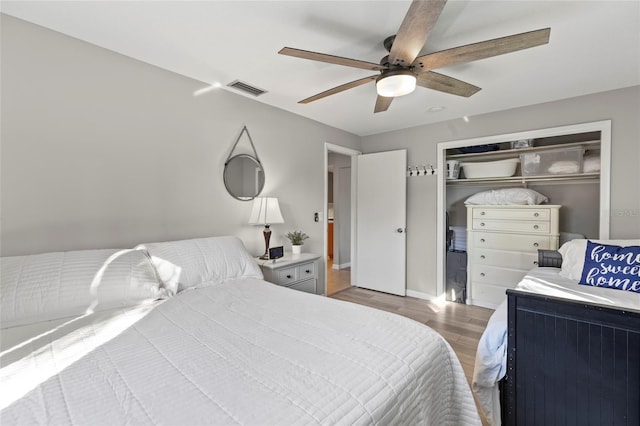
(376, 70, 417, 97)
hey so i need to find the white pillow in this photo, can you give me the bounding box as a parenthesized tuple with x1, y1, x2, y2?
(464, 188, 549, 205)
(0, 248, 171, 328)
(139, 236, 263, 291)
(558, 239, 640, 281)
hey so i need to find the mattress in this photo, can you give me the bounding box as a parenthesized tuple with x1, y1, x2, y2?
(472, 267, 640, 425)
(1, 278, 481, 425)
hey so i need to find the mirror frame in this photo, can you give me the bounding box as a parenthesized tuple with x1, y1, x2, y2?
(223, 154, 265, 201)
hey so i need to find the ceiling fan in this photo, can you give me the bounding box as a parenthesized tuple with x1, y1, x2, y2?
(279, 0, 550, 113)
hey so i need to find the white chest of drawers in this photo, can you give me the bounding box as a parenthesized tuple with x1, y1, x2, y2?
(258, 253, 320, 294)
(466, 205, 561, 308)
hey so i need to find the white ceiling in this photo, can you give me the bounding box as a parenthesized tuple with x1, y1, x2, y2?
(2, 1, 639, 136)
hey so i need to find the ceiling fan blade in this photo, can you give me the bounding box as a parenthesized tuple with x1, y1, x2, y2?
(279, 47, 387, 72)
(388, 0, 447, 66)
(299, 75, 377, 104)
(413, 28, 551, 72)
(417, 71, 481, 97)
(374, 96, 394, 113)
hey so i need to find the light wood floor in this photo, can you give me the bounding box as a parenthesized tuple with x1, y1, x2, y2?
(326, 263, 494, 424)
(326, 258, 351, 295)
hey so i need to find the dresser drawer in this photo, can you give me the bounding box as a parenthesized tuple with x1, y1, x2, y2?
(274, 267, 298, 286)
(471, 248, 539, 269)
(469, 283, 511, 308)
(472, 219, 550, 233)
(470, 264, 528, 286)
(471, 232, 553, 251)
(471, 207, 551, 221)
(297, 262, 316, 280)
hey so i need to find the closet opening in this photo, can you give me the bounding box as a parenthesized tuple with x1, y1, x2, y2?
(436, 121, 611, 306)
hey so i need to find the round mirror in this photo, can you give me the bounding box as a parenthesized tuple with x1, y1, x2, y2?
(223, 154, 265, 201)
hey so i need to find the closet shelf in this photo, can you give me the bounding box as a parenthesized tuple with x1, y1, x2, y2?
(446, 172, 600, 186)
(446, 140, 600, 161)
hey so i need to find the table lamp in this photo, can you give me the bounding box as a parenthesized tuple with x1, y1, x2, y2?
(248, 197, 284, 259)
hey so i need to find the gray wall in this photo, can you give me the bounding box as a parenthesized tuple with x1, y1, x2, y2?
(3, 15, 639, 300)
(0, 15, 362, 295)
(362, 86, 640, 297)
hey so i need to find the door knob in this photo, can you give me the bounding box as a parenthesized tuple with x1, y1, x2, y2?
(396, 228, 405, 233)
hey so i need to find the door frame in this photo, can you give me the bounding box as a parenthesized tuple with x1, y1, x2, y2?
(324, 143, 361, 296)
(435, 120, 612, 297)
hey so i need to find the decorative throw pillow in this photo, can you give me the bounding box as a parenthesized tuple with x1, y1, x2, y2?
(558, 239, 640, 280)
(578, 241, 640, 293)
(464, 188, 549, 205)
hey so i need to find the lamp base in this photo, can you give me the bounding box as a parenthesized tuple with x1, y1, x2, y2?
(260, 225, 272, 260)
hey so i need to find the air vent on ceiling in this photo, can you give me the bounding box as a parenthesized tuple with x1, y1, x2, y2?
(227, 80, 267, 97)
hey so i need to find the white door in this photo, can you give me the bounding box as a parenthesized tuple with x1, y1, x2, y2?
(354, 150, 407, 296)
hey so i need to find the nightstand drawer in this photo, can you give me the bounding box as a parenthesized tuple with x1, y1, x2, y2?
(297, 262, 316, 280)
(289, 278, 316, 293)
(274, 267, 297, 286)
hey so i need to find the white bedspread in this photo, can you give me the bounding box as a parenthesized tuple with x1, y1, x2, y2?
(1, 279, 480, 425)
(472, 267, 640, 425)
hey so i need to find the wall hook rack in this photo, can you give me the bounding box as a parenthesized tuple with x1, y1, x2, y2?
(407, 164, 437, 178)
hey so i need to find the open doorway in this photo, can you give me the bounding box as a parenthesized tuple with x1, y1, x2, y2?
(324, 143, 361, 296)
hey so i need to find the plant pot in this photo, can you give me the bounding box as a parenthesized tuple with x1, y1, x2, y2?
(291, 245, 302, 255)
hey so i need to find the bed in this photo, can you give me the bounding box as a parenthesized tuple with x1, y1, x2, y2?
(1, 236, 481, 425)
(473, 240, 640, 426)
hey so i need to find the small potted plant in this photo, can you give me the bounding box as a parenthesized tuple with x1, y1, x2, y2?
(286, 230, 309, 255)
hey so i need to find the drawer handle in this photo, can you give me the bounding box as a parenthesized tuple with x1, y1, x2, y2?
(480, 238, 485, 243)
(533, 225, 539, 230)
(533, 242, 539, 247)
(305, 269, 311, 274)
(480, 222, 485, 227)
(480, 211, 486, 216)
(286, 274, 292, 279)
(480, 255, 486, 259)
(480, 272, 485, 277)
(534, 212, 540, 217)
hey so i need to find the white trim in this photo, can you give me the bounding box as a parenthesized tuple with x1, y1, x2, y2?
(324, 143, 361, 297)
(436, 120, 612, 297)
(598, 121, 612, 239)
(467, 298, 500, 310)
(332, 262, 351, 270)
(406, 289, 438, 301)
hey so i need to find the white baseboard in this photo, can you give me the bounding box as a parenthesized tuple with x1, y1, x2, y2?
(332, 262, 351, 270)
(467, 298, 499, 310)
(406, 289, 440, 301)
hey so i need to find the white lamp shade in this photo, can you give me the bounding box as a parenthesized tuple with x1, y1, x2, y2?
(376, 70, 417, 97)
(248, 197, 284, 225)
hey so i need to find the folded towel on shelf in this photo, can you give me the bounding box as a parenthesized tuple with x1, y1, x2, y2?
(583, 154, 601, 173)
(547, 160, 580, 174)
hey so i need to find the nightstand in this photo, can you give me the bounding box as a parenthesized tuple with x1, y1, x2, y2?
(258, 253, 321, 294)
